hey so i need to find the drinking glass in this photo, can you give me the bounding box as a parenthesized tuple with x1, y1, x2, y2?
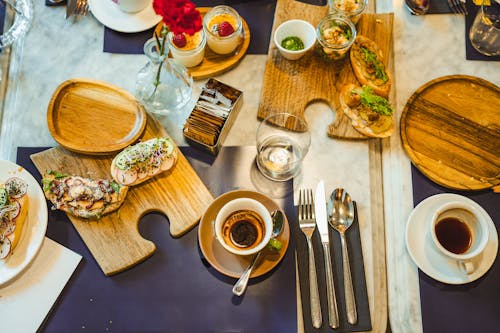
(469, 0, 500, 56)
(256, 113, 311, 181)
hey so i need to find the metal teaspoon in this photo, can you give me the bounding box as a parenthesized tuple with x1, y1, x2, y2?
(232, 210, 284, 296)
(328, 188, 358, 325)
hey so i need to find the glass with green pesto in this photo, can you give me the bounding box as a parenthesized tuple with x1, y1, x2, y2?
(315, 14, 357, 61)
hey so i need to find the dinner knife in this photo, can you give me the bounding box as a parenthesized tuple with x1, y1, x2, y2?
(315, 180, 339, 329)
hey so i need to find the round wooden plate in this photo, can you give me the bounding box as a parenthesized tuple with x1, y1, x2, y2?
(198, 190, 290, 279)
(47, 79, 147, 155)
(154, 7, 251, 80)
(400, 75, 500, 191)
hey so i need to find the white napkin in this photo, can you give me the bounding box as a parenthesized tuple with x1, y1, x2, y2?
(0, 237, 81, 332)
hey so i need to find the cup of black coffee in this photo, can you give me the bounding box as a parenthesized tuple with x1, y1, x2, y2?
(215, 198, 273, 256)
(430, 201, 489, 274)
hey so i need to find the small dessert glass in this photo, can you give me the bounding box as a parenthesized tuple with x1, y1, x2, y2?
(167, 30, 206, 68)
(203, 5, 243, 55)
(315, 14, 357, 62)
(328, 0, 368, 25)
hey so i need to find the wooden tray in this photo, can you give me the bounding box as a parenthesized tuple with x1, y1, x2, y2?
(401, 75, 500, 191)
(47, 79, 147, 155)
(154, 7, 251, 80)
(257, 0, 393, 140)
(32, 113, 214, 276)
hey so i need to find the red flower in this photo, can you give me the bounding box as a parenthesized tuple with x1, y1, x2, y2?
(153, 0, 202, 36)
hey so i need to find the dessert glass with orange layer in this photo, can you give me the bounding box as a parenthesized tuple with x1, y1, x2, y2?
(203, 5, 242, 55)
(168, 30, 206, 68)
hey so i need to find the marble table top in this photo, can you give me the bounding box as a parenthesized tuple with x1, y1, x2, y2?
(0, 0, 499, 332)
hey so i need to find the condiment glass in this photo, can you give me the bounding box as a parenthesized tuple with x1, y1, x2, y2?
(203, 5, 243, 55)
(256, 113, 311, 181)
(0, 0, 33, 48)
(315, 14, 357, 62)
(328, 0, 368, 25)
(469, 0, 500, 56)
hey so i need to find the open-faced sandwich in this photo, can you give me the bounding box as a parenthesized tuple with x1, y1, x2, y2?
(339, 84, 395, 138)
(350, 35, 392, 97)
(111, 137, 177, 186)
(0, 177, 29, 259)
(43, 170, 128, 219)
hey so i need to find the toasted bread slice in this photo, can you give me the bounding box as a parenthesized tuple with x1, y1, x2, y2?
(350, 35, 392, 98)
(111, 137, 178, 187)
(43, 171, 128, 219)
(339, 84, 394, 138)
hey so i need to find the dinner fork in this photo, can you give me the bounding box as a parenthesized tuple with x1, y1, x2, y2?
(75, 0, 89, 16)
(298, 189, 322, 329)
(447, 0, 468, 15)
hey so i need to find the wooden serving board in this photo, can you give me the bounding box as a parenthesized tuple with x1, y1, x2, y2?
(401, 75, 500, 191)
(31, 113, 214, 275)
(258, 0, 393, 140)
(154, 7, 251, 80)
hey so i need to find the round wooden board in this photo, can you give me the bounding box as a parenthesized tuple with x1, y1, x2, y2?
(47, 78, 147, 155)
(198, 190, 290, 279)
(400, 75, 500, 191)
(154, 7, 251, 80)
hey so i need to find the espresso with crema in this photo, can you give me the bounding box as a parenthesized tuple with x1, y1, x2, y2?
(222, 210, 265, 250)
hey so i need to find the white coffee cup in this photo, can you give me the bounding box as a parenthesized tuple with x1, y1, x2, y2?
(214, 198, 272, 256)
(112, 0, 149, 13)
(430, 201, 489, 275)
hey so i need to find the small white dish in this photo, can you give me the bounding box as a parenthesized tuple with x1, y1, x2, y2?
(274, 19, 316, 60)
(0, 160, 48, 286)
(88, 0, 162, 33)
(406, 193, 498, 284)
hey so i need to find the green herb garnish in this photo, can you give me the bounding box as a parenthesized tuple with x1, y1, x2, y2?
(356, 86, 393, 115)
(0, 188, 8, 207)
(281, 36, 305, 51)
(360, 47, 388, 83)
(343, 27, 352, 40)
(110, 182, 121, 193)
(46, 169, 68, 179)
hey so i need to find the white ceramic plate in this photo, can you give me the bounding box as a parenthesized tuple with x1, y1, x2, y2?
(406, 193, 498, 284)
(0, 160, 48, 286)
(88, 0, 162, 33)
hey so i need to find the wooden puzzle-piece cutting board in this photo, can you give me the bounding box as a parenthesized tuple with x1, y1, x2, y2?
(258, 0, 394, 139)
(31, 114, 214, 276)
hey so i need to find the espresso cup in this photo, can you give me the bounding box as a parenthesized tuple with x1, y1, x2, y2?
(112, 0, 149, 13)
(214, 198, 273, 256)
(430, 201, 489, 274)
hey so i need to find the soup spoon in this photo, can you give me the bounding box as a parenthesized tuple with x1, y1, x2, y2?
(232, 210, 284, 296)
(328, 188, 357, 325)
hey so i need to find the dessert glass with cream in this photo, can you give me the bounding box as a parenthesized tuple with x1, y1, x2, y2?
(203, 5, 243, 55)
(167, 29, 206, 68)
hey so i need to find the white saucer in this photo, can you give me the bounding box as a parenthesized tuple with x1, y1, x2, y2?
(88, 0, 162, 33)
(406, 193, 498, 284)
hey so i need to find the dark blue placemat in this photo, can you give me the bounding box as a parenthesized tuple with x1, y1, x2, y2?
(1, 1, 5, 34)
(103, 0, 327, 54)
(17, 146, 297, 333)
(465, 0, 500, 61)
(412, 165, 500, 333)
(295, 201, 372, 333)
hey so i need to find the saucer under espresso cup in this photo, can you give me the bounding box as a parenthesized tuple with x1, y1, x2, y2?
(214, 198, 273, 256)
(406, 193, 498, 284)
(430, 201, 489, 275)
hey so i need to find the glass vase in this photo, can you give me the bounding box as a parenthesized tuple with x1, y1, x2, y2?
(135, 37, 193, 115)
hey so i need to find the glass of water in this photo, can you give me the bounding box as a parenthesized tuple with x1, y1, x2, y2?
(469, 0, 500, 56)
(256, 113, 311, 181)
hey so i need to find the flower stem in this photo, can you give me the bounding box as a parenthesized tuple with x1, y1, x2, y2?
(150, 26, 169, 98)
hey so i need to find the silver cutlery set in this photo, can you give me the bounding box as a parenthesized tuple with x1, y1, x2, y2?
(298, 181, 357, 329)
